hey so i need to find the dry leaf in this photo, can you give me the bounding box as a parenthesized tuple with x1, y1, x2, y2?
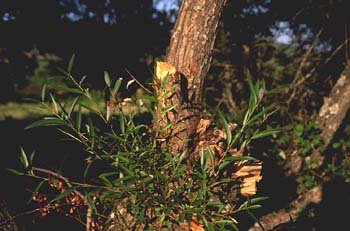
(155, 61, 177, 81)
(190, 218, 205, 231)
(126, 79, 135, 89)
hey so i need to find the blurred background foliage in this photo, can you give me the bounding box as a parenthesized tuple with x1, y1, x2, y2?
(1, 0, 350, 230)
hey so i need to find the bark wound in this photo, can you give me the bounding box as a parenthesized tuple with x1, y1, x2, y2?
(163, 0, 227, 155)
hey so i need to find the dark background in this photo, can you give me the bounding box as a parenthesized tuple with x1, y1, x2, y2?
(1, 0, 350, 230)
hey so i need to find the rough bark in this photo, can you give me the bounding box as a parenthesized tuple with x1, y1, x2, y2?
(250, 65, 350, 230)
(161, 0, 227, 154)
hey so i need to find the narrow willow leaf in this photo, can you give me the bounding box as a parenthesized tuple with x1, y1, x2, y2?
(162, 103, 178, 114)
(214, 220, 235, 225)
(207, 147, 215, 167)
(207, 200, 224, 207)
(57, 66, 69, 76)
(68, 96, 80, 117)
(25, 118, 67, 130)
(76, 106, 82, 131)
(104, 71, 111, 87)
(247, 71, 257, 104)
(80, 102, 99, 114)
(88, 117, 95, 148)
(79, 75, 87, 85)
(200, 148, 205, 167)
(159, 123, 173, 132)
(55, 86, 83, 94)
(218, 111, 232, 145)
(218, 156, 256, 171)
(251, 128, 280, 140)
(27, 180, 46, 204)
(245, 106, 273, 127)
(41, 84, 46, 102)
(20, 147, 29, 168)
(51, 186, 77, 202)
(113, 78, 122, 95)
(99, 175, 113, 187)
(83, 161, 92, 180)
(68, 54, 75, 74)
(119, 115, 125, 134)
(249, 196, 269, 204)
(29, 150, 35, 163)
(49, 93, 59, 113)
(6, 168, 24, 176)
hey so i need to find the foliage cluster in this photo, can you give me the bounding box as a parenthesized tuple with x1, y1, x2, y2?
(11, 56, 276, 230)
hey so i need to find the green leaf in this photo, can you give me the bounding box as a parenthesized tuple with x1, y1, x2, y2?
(68, 96, 80, 117)
(99, 175, 113, 187)
(25, 118, 68, 130)
(159, 123, 173, 133)
(51, 186, 78, 202)
(68, 54, 75, 74)
(207, 200, 223, 207)
(245, 106, 274, 127)
(113, 77, 123, 95)
(251, 128, 280, 140)
(218, 156, 256, 171)
(79, 75, 87, 85)
(86, 193, 98, 214)
(41, 84, 46, 102)
(246, 204, 263, 210)
(214, 220, 235, 225)
(295, 124, 304, 137)
(104, 71, 111, 87)
(49, 93, 59, 113)
(119, 115, 125, 134)
(218, 111, 232, 145)
(20, 147, 29, 168)
(247, 71, 257, 104)
(333, 142, 342, 149)
(55, 85, 83, 94)
(29, 150, 35, 164)
(76, 106, 82, 131)
(162, 103, 178, 114)
(27, 180, 47, 204)
(6, 168, 24, 176)
(83, 161, 92, 180)
(239, 196, 268, 209)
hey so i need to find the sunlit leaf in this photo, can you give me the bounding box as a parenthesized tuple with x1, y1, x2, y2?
(25, 118, 68, 130)
(251, 128, 280, 140)
(104, 71, 111, 87)
(20, 147, 29, 168)
(68, 54, 75, 74)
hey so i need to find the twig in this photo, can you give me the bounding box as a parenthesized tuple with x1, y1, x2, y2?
(125, 68, 153, 94)
(32, 167, 93, 231)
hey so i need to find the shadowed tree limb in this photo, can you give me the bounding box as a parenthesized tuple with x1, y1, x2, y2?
(250, 65, 350, 230)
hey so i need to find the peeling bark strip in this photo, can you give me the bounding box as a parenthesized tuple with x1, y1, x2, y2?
(163, 0, 227, 154)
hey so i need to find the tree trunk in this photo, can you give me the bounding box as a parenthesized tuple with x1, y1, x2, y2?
(159, 0, 227, 155)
